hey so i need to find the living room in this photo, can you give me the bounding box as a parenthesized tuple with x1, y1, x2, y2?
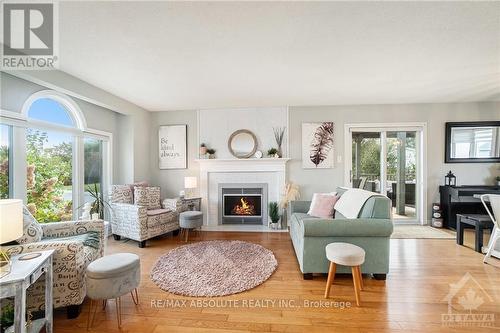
(0, 1, 499, 333)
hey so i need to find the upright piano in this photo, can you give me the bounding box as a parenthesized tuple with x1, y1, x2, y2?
(439, 185, 500, 230)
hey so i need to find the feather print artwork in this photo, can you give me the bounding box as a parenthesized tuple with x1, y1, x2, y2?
(302, 122, 334, 169)
(309, 122, 334, 167)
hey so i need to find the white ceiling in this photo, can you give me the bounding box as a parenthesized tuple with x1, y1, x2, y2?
(58, 1, 500, 111)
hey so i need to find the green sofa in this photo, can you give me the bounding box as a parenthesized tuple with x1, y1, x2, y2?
(289, 188, 393, 280)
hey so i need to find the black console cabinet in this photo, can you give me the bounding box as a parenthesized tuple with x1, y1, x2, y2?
(439, 185, 500, 230)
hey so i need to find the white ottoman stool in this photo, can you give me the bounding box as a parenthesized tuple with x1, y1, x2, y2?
(179, 211, 203, 242)
(324, 242, 365, 306)
(86, 253, 141, 328)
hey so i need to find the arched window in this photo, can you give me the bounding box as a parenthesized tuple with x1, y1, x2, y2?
(21, 90, 107, 223)
(22, 90, 87, 130)
(28, 98, 75, 127)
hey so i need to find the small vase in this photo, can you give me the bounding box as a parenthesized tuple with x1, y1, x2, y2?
(200, 147, 207, 156)
(277, 146, 283, 158)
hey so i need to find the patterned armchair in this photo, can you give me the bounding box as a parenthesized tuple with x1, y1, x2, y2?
(2, 207, 105, 318)
(109, 185, 186, 248)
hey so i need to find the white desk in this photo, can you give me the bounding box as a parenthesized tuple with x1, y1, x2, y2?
(0, 250, 54, 333)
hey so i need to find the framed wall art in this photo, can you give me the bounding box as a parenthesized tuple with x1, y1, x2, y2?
(302, 122, 334, 169)
(159, 125, 187, 169)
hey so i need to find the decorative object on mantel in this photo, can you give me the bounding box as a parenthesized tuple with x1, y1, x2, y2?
(184, 177, 197, 199)
(302, 122, 334, 169)
(159, 124, 187, 169)
(267, 148, 279, 158)
(268, 201, 280, 229)
(150, 240, 277, 297)
(199, 143, 207, 158)
(207, 148, 216, 159)
(279, 182, 300, 229)
(254, 150, 263, 159)
(228, 129, 258, 159)
(445, 170, 456, 186)
(273, 127, 286, 158)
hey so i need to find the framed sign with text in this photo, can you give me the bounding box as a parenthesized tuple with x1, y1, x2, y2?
(159, 125, 187, 169)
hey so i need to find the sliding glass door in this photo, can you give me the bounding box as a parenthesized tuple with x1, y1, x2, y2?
(346, 124, 424, 224)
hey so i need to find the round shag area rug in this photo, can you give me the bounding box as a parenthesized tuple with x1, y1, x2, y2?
(150, 240, 278, 297)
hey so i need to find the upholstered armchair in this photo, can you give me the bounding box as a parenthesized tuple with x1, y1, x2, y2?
(109, 185, 185, 247)
(2, 207, 105, 318)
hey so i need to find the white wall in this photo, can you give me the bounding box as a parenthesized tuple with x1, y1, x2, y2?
(199, 107, 288, 158)
(288, 102, 500, 222)
(150, 102, 500, 223)
(149, 111, 199, 198)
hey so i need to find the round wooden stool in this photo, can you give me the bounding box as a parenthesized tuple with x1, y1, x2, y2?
(324, 242, 365, 306)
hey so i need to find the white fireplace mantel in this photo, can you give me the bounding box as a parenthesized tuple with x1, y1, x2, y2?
(195, 158, 291, 226)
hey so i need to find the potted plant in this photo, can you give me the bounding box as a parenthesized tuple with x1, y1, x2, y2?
(0, 302, 14, 333)
(79, 183, 111, 220)
(207, 148, 216, 159)
(267, 148, 279, 158)
(200, 143, 207, 157)
(269, 201, 280, 229)
(496, 176, 500, 186)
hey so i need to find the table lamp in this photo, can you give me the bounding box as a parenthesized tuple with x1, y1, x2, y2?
(0, 199, 24, 278)
(184, 177, 197, 199)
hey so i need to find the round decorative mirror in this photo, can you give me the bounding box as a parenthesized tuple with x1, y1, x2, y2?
(228, 129, 258, 159)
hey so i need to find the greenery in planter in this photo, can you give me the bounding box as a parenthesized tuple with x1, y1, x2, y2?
(268, 202, 280, 224)
(207, 148, 216, 155)
(0, 302, 14, 333)
(200, 143, 206, 148)
(80, 183, 112, 219)
(267, 148, 278, 157)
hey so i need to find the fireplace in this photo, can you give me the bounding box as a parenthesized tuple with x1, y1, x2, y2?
(219, 184, 268, 225)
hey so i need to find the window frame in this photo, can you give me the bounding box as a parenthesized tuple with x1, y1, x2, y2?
(0, 90, 112, 221)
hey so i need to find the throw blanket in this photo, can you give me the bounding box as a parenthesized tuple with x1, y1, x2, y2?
(334, 188, 378, 219)
(43, 231, 101, 250)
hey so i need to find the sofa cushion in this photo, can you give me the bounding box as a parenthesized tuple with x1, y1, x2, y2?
(307, 193, 339, 218)
(110, 185, 133, 204)
(128, 181, 148, 200)
(16, 206, 43, 244)
(134, 186, 161, 209)
(146, 208, 171, 216)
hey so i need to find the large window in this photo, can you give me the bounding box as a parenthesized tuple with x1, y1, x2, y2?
(0, 124, 12, 199)
(21, 91, 110, 222)
(84, 138, 104, 218)
(26, 128, 74, 222)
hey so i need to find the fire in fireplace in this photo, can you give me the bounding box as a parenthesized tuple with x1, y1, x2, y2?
(224, 195, 261, 217)
(231, 197, 256, 215)
(220, 184, 267, 225)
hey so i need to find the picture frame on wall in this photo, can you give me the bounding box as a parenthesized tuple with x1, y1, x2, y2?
(159, 124, 187, 169)
(302, 122, 334, 169)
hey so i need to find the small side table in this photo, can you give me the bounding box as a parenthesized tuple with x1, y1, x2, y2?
(0, 250, 54, 333)
(456, 214, 494, 253)
(182, 197, 201, 211)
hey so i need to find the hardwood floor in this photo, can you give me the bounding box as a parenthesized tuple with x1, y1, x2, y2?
(54, 230, 500, 332)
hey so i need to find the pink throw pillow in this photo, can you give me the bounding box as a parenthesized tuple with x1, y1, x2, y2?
(307, 193, 339, 219)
